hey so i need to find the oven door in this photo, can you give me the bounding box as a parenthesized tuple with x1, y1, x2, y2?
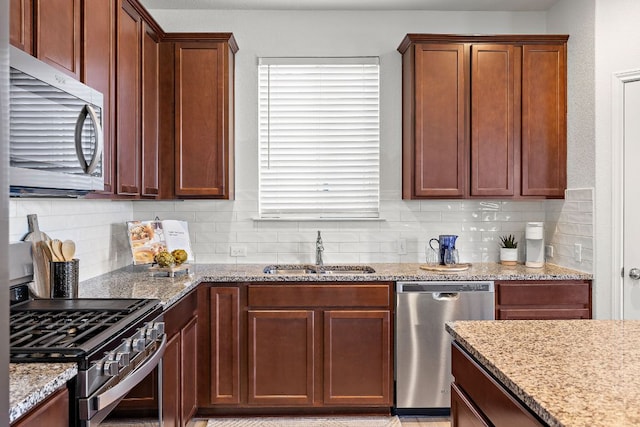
(78, 335, 166, 427)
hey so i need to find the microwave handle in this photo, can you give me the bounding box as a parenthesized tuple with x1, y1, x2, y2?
(75, 104, 104, 174)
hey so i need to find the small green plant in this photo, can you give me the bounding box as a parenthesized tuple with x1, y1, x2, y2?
(499, 234, 518, 249)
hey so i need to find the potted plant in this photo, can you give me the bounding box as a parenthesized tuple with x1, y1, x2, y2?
(499, 234, 519, 266)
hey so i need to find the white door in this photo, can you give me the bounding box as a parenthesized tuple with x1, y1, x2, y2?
(623, 78, 640, 319)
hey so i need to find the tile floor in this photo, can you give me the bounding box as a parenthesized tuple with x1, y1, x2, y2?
(190, 417, 450, 427)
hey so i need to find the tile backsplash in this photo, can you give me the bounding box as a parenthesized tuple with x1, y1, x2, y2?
(9, 188, 593, 280)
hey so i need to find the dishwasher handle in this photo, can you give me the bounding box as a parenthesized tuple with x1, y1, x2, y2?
(433, 292, 460, 301)
(397, 281, 494, 293)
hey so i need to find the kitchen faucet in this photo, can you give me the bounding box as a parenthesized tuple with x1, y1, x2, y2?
(315, 231, 324, 266)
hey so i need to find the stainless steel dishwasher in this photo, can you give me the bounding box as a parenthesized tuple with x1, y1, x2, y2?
(395, 281, 495, 414)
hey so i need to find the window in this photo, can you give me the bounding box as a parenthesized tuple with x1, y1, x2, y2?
(258, 57, 380, 219)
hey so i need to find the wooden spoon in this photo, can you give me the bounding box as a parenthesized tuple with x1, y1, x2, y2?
(51, 239, 64, 262)
(61, 240, 76, 261)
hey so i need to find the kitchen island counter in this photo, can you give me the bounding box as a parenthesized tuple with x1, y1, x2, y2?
(447, 320, 640, 427)
(78, 262, 592, 308)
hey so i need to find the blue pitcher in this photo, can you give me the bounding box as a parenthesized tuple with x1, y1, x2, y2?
(429, 235, 458, 265)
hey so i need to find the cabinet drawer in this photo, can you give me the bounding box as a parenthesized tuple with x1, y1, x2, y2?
(451, 343, 543, 427)
(248, 283, 391, 308)
(497, 281, 590, 306)
(498, 308, 590, 320)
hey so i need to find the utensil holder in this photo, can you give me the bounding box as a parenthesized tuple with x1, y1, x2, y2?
(50, 259, 79, 298)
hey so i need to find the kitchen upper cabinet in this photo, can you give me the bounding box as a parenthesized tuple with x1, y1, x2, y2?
(10, 0, 32, 54)
(399, 34, 568, 200)
(116, 0, 141, 196)
(141, 22, 160, 198)
(169, 35, 237, 199)
(82, 0, 116, 194)
(34, 0, 81, 79)
(521, 44, 567, 197)
(496, 280, 591, 320)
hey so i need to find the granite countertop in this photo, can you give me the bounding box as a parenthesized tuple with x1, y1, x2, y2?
(10, 262, 590, 422)
(446, 320, 640, 427)
(9, 363, 77, 424)
(78, 262, 592, 307)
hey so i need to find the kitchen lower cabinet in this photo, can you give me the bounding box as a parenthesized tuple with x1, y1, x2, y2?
(199, 282, 393, 415)
(12, 387, 69, 427)
(451, 343, 544, 427)
(496, 280, 591, 319)
(109, 290, 198, 426)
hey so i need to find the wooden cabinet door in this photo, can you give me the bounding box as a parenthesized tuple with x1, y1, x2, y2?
(248, 310, 315, 405)
(141, 23, 160, 198)
(34, 0, 80, 78)
(180, 316, 198, 425)
(10, 0, 32, 53)
(116, 0, 141, 196)
(82, 0, 115, 194)
(323, 310, 391, 406)
(451, 383, 490, 427)
(174, 42, 231, 198)
(12, 387, 69, 427)
(521, 44, 567, 197)
(470, 44, 516, 196)
(206, 286, 241, 405)
(408, 43, 466, 198)
(163, 332, 181, 427)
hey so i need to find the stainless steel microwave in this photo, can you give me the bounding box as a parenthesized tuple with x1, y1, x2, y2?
(9, 46, 104, 197)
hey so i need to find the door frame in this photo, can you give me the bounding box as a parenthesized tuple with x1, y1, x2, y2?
(611, 69, 640, 319)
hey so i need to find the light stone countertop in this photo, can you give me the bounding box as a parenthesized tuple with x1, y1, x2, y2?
(446, 320, 640, 427)
(10, 262, 591, 422)
(9, 363, 77, 424)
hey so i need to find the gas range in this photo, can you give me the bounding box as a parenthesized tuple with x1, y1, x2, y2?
(10, 298, 165, 426)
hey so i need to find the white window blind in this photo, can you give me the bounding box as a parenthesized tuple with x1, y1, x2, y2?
(258, 57, 380, 219)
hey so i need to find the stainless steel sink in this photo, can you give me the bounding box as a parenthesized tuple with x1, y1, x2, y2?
(263, 264, 375, 275)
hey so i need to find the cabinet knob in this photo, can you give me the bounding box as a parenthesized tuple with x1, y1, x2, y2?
(629, 268, 640, 280)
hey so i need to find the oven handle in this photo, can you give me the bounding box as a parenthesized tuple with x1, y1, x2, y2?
(93, 334, 166, 413)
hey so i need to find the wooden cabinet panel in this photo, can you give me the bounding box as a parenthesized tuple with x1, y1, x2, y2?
(451, 383, 490, 427)
(207, 286, 241, 405)
(141, 23, 160, 197)
(471, 44, 515, 196)
(323, 310, 391, 406)
(34, 0, 80, 78)
(174, 41, 233, 198)
(12, 387, 68, 427)
(10, 0, 32, 53)
(181, 316, 198, 423)
(521, 44, 567, 197)
(116, 0, 141, 196)
(248, 310, 315, 405)
(82, 0, 115, 194)
(163, 333, 181, 427)
(405, 43, 466, 198)
(496, 281, 591, 320)
(452, 343, 544, 427)
(248, 283, 390, 308)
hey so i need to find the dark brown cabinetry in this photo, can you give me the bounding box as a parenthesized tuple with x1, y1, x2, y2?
(199, 282, 393, 415)
(451, 343, 544, 427)
(496, 280, 591, 320)
(399, 34, 567, 200)
(10, 0, 32, 54)
(110, 290, 198, 426)
(12, 387, 69, 427)
(82, 0, 116, 194)
(34, 0, 81, 78)
(141, 22, 160, 197)
(167, 36, 237, 199)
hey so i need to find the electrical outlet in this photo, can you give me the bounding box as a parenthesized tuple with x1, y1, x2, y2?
(230, 245, 247, 257)
(398, 239, 407, 255)
(574, 243, 582, 263)
(545, 245, 554, 258)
